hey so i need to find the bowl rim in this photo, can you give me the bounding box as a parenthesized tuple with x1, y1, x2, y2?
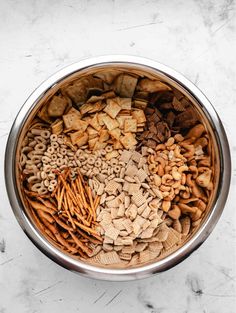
(5, 55, 231, 281)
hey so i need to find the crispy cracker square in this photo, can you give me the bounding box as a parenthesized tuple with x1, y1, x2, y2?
(102, 114, 119, 130)
(120, 133, 137, 149)
(124, 119, 137, 133)
(104, 98, 121, 118)
(131, 109, 146, 124)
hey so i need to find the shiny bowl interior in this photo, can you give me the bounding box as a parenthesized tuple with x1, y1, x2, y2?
(5, 56, 231, 280)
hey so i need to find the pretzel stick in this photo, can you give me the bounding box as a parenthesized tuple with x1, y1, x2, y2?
(86, 187, 96, 220)
(76, 228, 102, 244)
(76, 178, 88, 208)
(73, 208, 90, 226)
(94, 195, 100, 211)
(72, 219, 100, 237)
(53, 215, 74, 232)
(63, 192, 76, 230)
(37, 210, 54, 224)
(42, 219, 77, 253)
(27, 198, 55, 215)
(69, 231, 92, 255)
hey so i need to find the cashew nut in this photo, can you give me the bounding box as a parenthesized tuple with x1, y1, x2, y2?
(186, 173, 193, 187)
(191, 208, 202, 222)
(174, 146, 183, 159)
(189, 165, 198, 179)
(179, 197, 199, 204)
(160, 185, 171, 192)
(198, 157, 211, 167)
(179, 203, 197, 214)
(180, 216, 191, 236)
(164, 165, 172, 174)
(155, 143, 166, 151)
(162, 200, 171, 212)
(174, 134, 184, 142)
(172, 180, 181, 189)
(194, 199, 207, 212)
(168, 205, 181, 219)
(162, 174, 174, 185)
(178, 165, 189, 174)
(158, 164, 165, 177)
(196, 169, 212, 188)
(164, 187, 175, 201)
(172, 219, 182, 233)
(180, 187, 191, 199)
(182, 144, 195, 158)
(194, 137, 208, 148)
(153, 174, 162, 187)
(155, 156, 167, 168)
(172, 167, 182, 180)
(165, 137, 175, 147)
(191, 181, 207, 202)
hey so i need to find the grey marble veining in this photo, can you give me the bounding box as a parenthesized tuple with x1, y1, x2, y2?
(0, 0, 236, 312)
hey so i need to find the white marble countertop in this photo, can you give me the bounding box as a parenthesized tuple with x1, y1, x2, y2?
(0, 0, 236, 312)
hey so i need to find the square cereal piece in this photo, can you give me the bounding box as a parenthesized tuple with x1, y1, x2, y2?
(100, 251, 121, 265)
(93, 141, 107, 150)
(132, 151, 142, 163)
(104, 98, 121, 118)
(88, 137, 97, 150)
(116, 115, 132, 129)
(51, 119, 63, 135)
(97, 113, 106, 126)
(124, 119, 137, 133)
(87, 126, 98, 139)
(128, 183, 141, 196)
(67, 107, 81, 117)
(99, 129, 110, 142)
(109, 128, 121, 141)
(119, 98, 132, 110)
(63, 113, 85, 130)
(119, 150, 132, 163)
(79, 103, 94, 115)
(75, 133, 89, 147)
(136, 168, 148, 182)
(132, 191, 146, 207)
(125, 164, 138, 177)
(122, 220, 133, 234)
(120, 133, 137, 149)
(86, 100, 104, 113)
(70, 130, 83, 145)
(113, 218, 126, 230)
(105, 180, 121, 195)
(133, 99, 148, 110)
(131, 109, 146, 124)
(105, 226, 120, 241)
(102, 114, 119, 130)
(89, 113, 102, 131)
(113, 140, 123, 149)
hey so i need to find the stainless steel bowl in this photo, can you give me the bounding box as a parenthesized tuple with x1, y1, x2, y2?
(5, 56, 231, 281)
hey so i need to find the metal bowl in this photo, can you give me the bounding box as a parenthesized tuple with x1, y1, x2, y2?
(5, 56, 231, 281)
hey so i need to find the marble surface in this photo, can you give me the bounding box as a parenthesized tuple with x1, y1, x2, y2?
(0, 0, 236, 312)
